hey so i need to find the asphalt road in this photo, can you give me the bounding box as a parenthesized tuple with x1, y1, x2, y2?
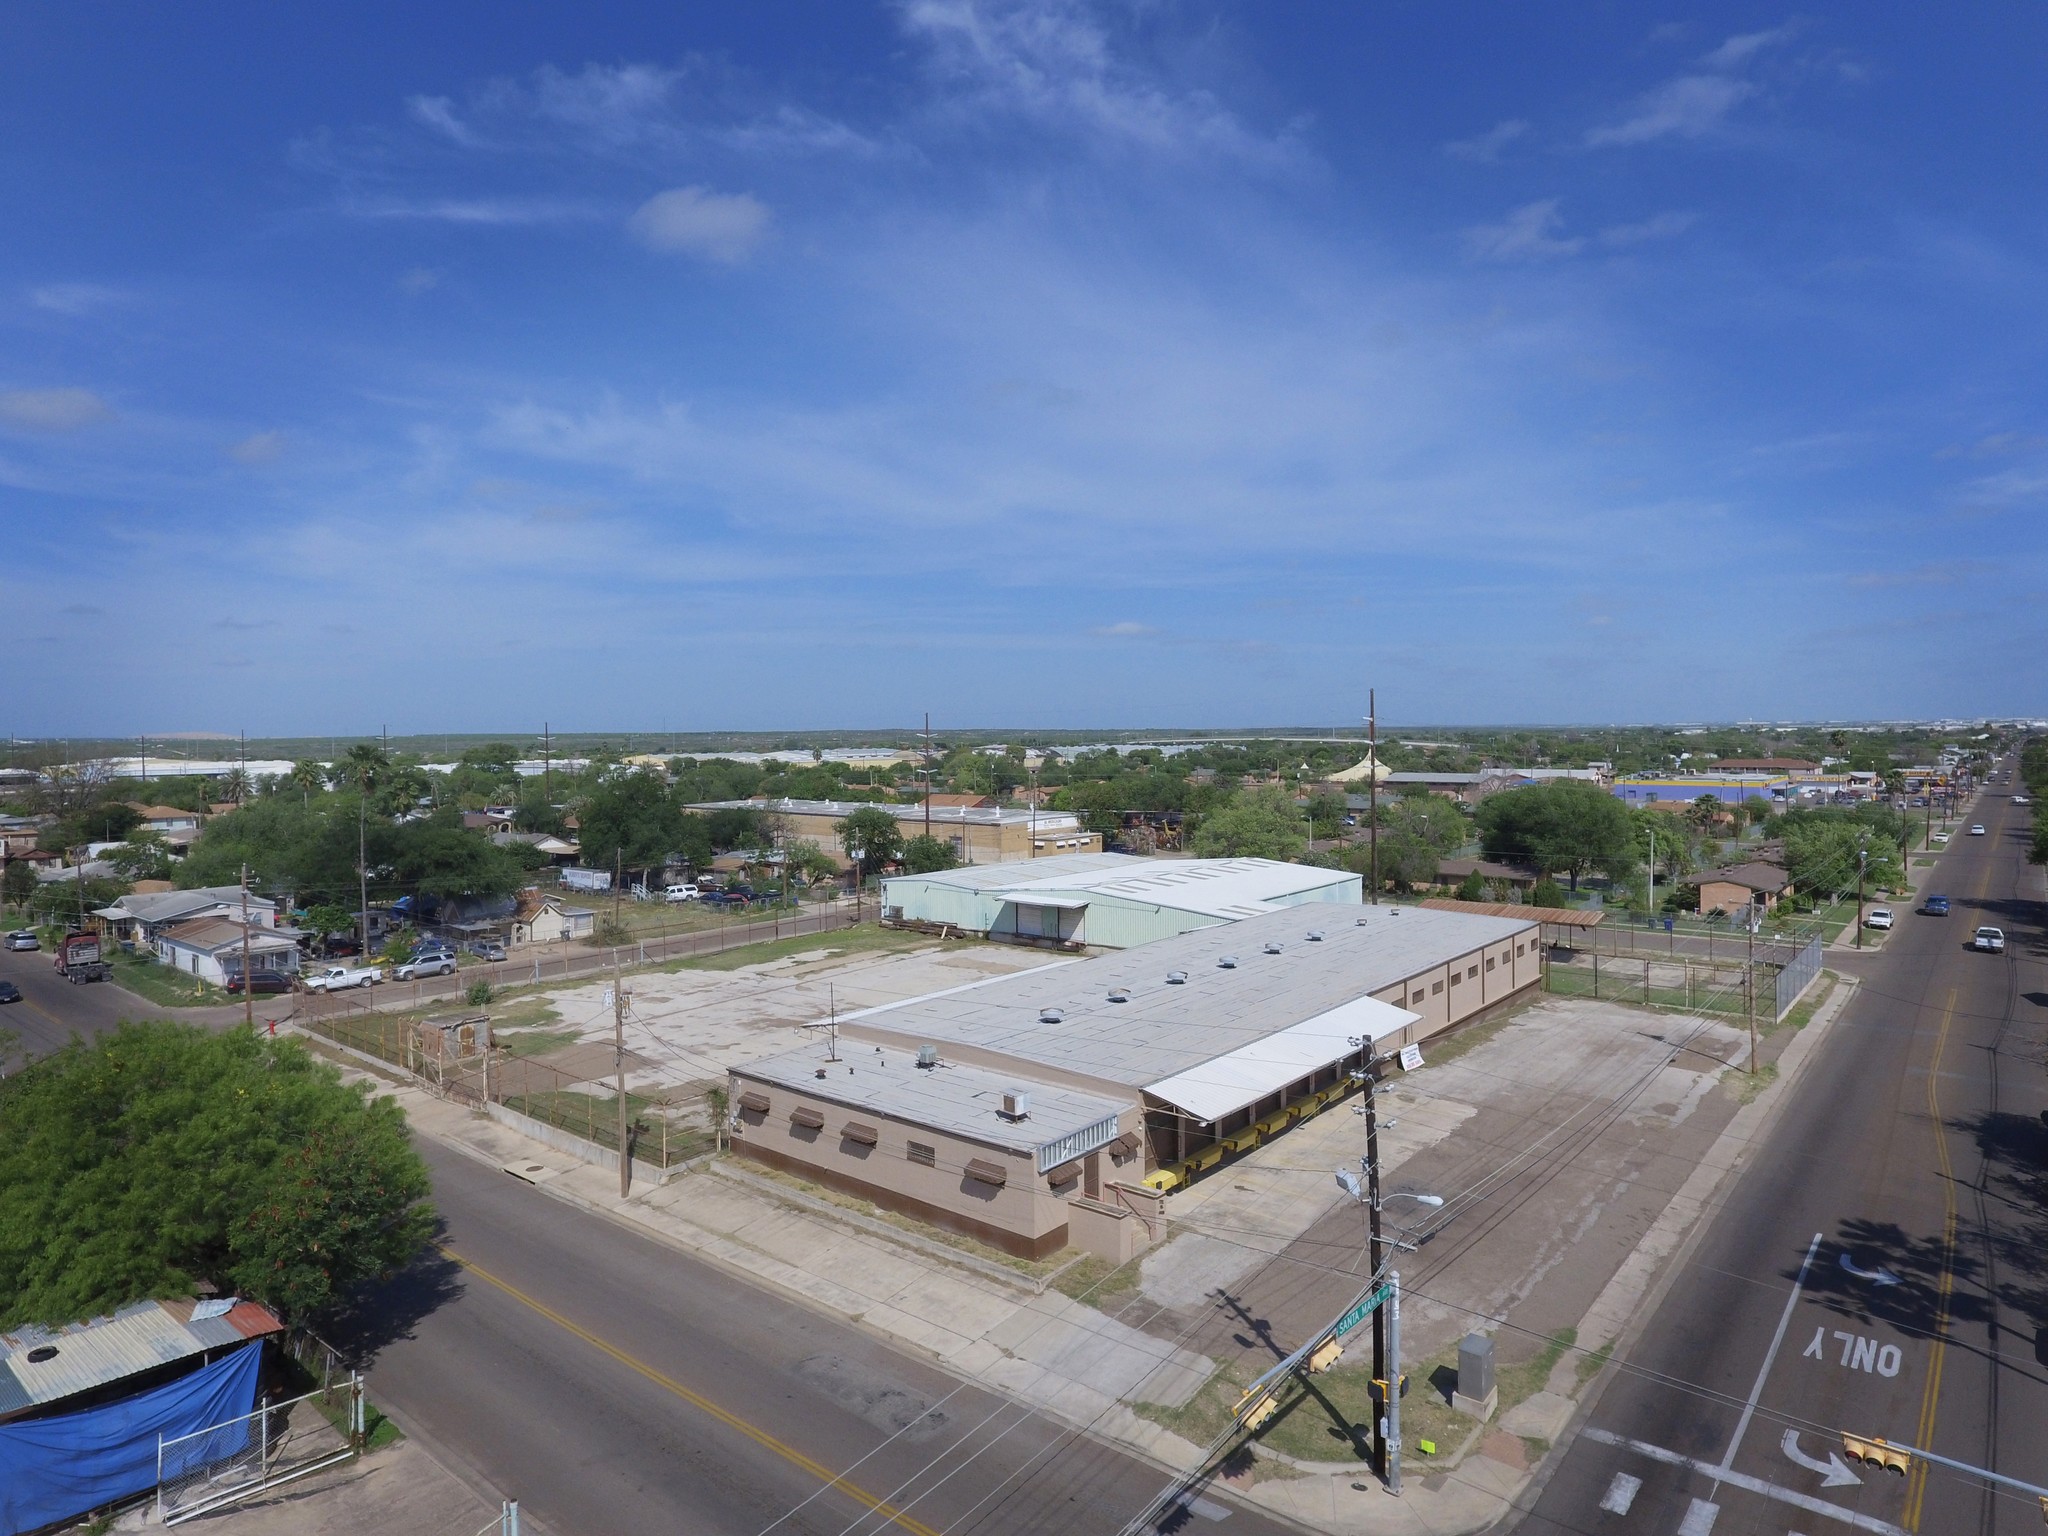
(0, 938, 243, 1070)
(334, 1136, 1297, 1536)
(1516, 772, 2047, 1535)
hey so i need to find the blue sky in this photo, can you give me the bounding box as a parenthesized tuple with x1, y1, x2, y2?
(4, 3, 2044, 735)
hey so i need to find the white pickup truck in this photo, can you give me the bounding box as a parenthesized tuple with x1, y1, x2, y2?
(301, 964, 385, 992)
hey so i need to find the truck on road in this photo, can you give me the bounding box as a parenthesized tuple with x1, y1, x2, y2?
(55, 930, 110, 985)
(302, 964, 385, 992)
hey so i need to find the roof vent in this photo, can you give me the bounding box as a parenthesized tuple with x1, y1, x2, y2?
(1217, 955, 1238, 969)
(915, 1044, 940, 1069)
(1165, 970, 1189, 985)
(999, 1089, 1032, 1121)
(1306, 930, 1324, 942)
(1262, 942, 1284, 954)
(1107, 988, 1129, 1003)
(1357, 916, 1371, 926)
(1039, 1008, 1064, 1024)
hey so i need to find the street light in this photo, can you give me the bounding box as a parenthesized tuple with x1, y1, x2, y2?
(1331, 1163, 1441, 1497)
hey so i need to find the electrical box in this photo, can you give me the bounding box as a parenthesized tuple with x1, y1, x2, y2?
(1459, 1333, 1496, 1400)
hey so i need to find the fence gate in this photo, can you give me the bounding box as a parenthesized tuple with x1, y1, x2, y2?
(157, 1373, 362, 1524)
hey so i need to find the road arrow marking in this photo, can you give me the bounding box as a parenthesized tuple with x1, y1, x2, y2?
(1840, 1254, 1901, 1286)
(1783, 1429, 1864, 1487)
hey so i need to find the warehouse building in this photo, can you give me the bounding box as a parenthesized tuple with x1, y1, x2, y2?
(687, 797, 1102, 867)
(730, 902, 1541, 1257)
(879, 852, 1362, 949)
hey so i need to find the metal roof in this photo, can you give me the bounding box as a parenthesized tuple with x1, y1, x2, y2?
(1420, 898, 1607, 928)
(844, 903, 1534, 1094)
(885, 855, 1359, 920)
(688, 797, 1083, 831)
(736, 1045, 1128, 1156)
(0, 1298, 282, 1413)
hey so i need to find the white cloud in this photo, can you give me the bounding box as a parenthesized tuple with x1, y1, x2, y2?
(1598, 210, 1696, 247)
(628, 186, 771, 263)
(898, 0, 1300, 168)
(1586, 74, 1754, 147)
(407, 94, 483, 147)
(28, 283, 130, 316)
(1443, 119, 1528, 163)
(349, 197, 594, 225)
(398, 266, 440, 294)
(1463, 200, 1583, 261)
(1093, 621, 1154, 637)
(1700, 26, 1794, 71)
(228, 431, 284, 465)
(0, 387, 112, 431)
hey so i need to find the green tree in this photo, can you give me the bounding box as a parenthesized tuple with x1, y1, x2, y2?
(0, 1023, 433, 1326)
(784, 839, 841, 886)
(902, 834, 960, 873)
(106, 830, 177, 882)
(2, 860, 37, 915)
(1529, 877, 1568, 908)
(835, 806, 903, 877)
(1476, 780, 1638, 892)
(288, 760, 325, 806)
(572, 770, 684, 874)
(303, 903, 357, 946)
(1189, 788, 1308, 861)
(1456, 870, 1487, 901)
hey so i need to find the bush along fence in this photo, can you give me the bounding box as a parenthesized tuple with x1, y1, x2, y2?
(289, 1006, 716, 1170)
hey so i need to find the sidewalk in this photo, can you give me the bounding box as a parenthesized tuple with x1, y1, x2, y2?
(343, 961, 1863, 1536)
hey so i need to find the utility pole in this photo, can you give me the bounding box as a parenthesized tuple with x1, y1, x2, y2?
(1363, 1055, 1388, 1479)
(1746, 916, 1756, 1074)
(611, 848, 623, 935)
(1386, 1270, 1405, 1496)
(1854, 842, 1867, 949)
(543, 722, 552, 807)
(1647, 824, 1655, 926)
(1368, 690, 1379, 905)
(239, 863, 254, 1030)
(923, 713, 933, 844)
(613, 956, 630, 1198)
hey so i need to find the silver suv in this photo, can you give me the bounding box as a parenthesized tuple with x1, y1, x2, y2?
(396, 951, 457, 980)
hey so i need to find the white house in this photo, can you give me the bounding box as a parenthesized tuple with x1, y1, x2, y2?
(153, 917, 302, 985)
(511, 893, 596, 946)
(94, 887, 279, 948)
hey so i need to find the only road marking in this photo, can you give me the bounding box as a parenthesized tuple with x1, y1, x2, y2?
(436, 1244, 945, 1536)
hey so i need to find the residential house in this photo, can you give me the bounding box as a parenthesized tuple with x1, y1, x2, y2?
(94, 886, 280, 949)
(511, 891, 596, 946)
(125, 804, 203, 834)
(154, 917, 302, 985)
(492, 830, 581, 864)
(1691, 861, 1792, 917)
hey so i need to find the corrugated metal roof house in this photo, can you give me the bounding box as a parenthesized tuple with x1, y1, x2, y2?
(0, 1298, 283, 1423)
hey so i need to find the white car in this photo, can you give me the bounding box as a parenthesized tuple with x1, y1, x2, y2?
(1969, 824, 1986, 836)
(2016, 794, 2032, 806)
(1864, 908, 1893, 930)
(1932, 831, 1950, 844)
(664, 883, 701, 904)
(1973, 926, 2005, 953)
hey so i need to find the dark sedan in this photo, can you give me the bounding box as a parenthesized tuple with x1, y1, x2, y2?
(0, 980, 20, 1004)
(224, 971, 295, 995)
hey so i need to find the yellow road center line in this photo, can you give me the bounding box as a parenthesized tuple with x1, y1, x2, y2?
(1904, 989, 1959, 1531)
(437, 1244, 945, 1536)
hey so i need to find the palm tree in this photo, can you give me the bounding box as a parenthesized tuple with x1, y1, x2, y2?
(289, 759, 323, 806)
(218, 766, 251, 808)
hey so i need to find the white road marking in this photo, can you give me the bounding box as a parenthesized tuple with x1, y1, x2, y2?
(1781, 1428, 1862, 1488)
(1678, 1498, 1719, 1536)
(1599, 1471, 1641, 1513)
(1717, 1231, 1825, 1481)
(1840, 1254, 1901, 1286)
(1582, 1428, 1907, 1535)
(1184, 1496, 1231, 1521)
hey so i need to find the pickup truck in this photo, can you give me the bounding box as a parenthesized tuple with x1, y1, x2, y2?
(395, 952, 456, 981)
(301, 964, 385, 992)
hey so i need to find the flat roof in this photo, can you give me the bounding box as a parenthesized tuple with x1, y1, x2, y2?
(689, 797, 1082, 830)
(736, 1043, 1127, 1156)
(885, 854, 1359, 920)
(846, 903, 1533, 1092)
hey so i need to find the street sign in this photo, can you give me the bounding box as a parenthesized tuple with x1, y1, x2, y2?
(1333, 1284, 1392, 1342)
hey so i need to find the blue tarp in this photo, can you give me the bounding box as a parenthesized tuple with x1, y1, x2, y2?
(0, 1340, 263, 1536)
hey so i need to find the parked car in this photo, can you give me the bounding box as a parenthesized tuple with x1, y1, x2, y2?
(224, 971, 294, 995)
(1923, 894, 1951, 916)
(703, 890, 753, 909)
(1973, 926, 2006, 953)
(467, 939, 508, 961)
(6, 930, 38, 951)
(396, 952, 457, 981)
(1932, 832, 1949, 844)
(0, 980, 20, 1004)
(664, 883, 701, 904)
(302, 964, 384, 992)
(1969, 823, 1986, 836)
(1863, 908, 1893, 930)
(2016, 794, 2032, 806)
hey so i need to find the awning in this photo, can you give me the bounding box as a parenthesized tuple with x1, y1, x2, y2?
(1045, 1160, 1082, 1184)
(841, 1121, 879, 1147)
(964, 1157, 1010, 1188)
(1145, 994, 1419, 1125)
(1004, 896, 1089, 911)
(789, 1106, 825, 1130)
(736, 1090, 771, 1114)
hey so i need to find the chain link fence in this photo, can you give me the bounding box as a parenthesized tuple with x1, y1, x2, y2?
(157, 1373, 361, 1524)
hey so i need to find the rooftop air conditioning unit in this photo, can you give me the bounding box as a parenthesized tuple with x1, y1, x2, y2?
(999, 1090, 1031, 1121)
(1166, 970, 1188, 985)
(1039, 1008, 1064, 1024)
(915, 1044, 940, 1069)
(1217, 956, 1238, 969)
(1306, 930, 1324, 942)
